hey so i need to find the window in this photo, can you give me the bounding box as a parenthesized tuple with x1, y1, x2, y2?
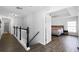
(67, 21, 76, 32)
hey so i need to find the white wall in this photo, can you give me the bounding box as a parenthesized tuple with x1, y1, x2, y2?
(45, 14, 51, 44)
(78, 16, 79, 36)
(0, 17, 3, 39)
(10, 16, 24, 34)
(23, 14, 39, 45)
(23, 12, 46, 45)
(23, 7, 53, 45)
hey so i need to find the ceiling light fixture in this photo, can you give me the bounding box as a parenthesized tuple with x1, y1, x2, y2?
(16, 6, 23, 9)
(9, 13, 18, 17)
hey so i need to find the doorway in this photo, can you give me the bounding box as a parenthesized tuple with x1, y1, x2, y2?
(4, 22, 10, 33)
(2, 17, 11, 34)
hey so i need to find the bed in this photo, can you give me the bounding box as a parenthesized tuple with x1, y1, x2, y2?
(51, 25, 64, 36)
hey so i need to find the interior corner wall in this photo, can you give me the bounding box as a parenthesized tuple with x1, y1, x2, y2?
(45, 15, 51, 44)
(23, 8, 52, 45)
(11, 16, 24, 34)
(23, 13, 46, 45)
(23, 14, 39, 45)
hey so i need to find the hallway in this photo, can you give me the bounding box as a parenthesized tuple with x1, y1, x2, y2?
(0, 33, 26, 52)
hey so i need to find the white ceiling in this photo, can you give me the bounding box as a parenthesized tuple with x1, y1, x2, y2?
(50, 6, 79, 18)
(0, 6, 50, 16)
(0, 6, 72, 17)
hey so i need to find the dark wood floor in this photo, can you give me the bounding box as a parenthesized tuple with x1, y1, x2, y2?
(0, 33, 26, 52)
(29, 35, 79, 52)
(0, 33, 79, 52)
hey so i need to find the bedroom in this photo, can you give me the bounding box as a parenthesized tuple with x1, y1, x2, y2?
(49, 6, 79, 52)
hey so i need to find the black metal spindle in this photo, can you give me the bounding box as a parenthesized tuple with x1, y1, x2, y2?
(26, 27, 30, 47)
(16, 26, 18, 37)
(17, 27, 18, 37)
(19, 26, 21, 40)
(13, 26, 15, 35)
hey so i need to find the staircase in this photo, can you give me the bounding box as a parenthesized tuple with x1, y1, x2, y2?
(13, 26, 40, 51)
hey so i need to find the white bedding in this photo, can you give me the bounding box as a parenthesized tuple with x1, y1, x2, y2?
(52, 28, 63, 36)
